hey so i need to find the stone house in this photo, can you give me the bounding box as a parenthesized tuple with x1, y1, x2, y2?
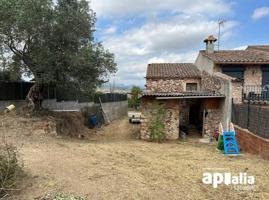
(140, 36, 269, 140)
(141, 63, 227, 140)
(195, 37, 269, 102)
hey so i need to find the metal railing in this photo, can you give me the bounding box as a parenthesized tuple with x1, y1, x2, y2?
(243, 85, 269, 101)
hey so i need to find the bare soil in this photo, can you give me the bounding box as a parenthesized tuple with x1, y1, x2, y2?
(0, 113, 269, 200)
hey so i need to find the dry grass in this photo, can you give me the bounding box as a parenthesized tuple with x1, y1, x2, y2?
(0, 143, 23, 198)
(0, 113, 269, 200)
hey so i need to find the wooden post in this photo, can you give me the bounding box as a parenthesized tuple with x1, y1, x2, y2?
(99, 97, 111, 124)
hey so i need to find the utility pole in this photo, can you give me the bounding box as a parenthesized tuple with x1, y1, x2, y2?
(218, 19, 225, 51)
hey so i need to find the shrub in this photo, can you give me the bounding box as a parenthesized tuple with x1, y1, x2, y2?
(148, 103, 166, 143)
(0, 143, 23, 198)
(40, 193, 87, 200)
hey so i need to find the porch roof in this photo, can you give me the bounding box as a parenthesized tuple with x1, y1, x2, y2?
(143, 91, 225, 99)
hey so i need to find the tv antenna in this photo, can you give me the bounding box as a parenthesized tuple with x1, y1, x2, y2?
(218, 19, 226, 50)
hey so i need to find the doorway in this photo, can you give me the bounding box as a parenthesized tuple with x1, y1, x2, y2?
(181, 100, 203, 138)
(189, 103, 201, 126)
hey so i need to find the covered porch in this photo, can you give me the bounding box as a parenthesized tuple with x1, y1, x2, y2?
(141, 91, 225, 140)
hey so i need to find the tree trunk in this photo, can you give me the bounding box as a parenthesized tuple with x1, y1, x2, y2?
(25, 83, 43, 112)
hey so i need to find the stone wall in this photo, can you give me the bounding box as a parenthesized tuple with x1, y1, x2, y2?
(146, 78, 200, 93)
(200, 99, 222, 137)
(140, 97, 179, 140)
(201, 71, 223, 93)
(232, 81, 243, 104)
(141, 97, 224, 140)
(201, 71, 243, 104)
(203, 109, 222, 137)
(244, 65, 262, 86)
(180, 102, 190, 126)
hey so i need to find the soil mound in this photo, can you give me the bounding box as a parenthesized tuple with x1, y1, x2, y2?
(0, 111, 93, 139)
(51, 111, 91, 137)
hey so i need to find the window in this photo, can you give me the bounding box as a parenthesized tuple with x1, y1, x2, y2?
(221, 65, 244, 80)
(186, 83, 198, 91)
(262, 66, 269, 86)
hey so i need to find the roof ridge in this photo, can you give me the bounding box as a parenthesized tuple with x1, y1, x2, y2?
(248, 45, 269, 47)
(148, 62, 194, 65)
(146, 63, 201, 79)
(200, 48, 269, 64)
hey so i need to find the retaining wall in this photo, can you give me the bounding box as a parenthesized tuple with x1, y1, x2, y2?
(235, 125, 269, 160)
(101, 101, 128, 121)
(42, 99, 94, 111)
(0, 99, 128, 122)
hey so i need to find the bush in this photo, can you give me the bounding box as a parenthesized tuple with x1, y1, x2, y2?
(148, 103, 166, 143)
(0, 143, 23, 198)
(40, 193, 87, 200)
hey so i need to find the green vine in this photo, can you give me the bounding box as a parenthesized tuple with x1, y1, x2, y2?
(148, 103, 166, 143)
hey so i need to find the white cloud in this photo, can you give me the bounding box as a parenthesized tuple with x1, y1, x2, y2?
(252, 7, 269, 20)
(91, 0, 232, 18)
(232, 46, 247, 50)
(102, 26, 117, 35)
(148, 52, 199, 63)
(103, 15, 237, 56)
(91, 0, 236, 86)
(100, 14, 237, 86)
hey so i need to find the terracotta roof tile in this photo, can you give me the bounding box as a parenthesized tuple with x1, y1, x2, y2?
(201, 49, 269, 64)
(247, 45, 269, 52)
(146, 63, 201, 79)
(143, 91, 225, 98)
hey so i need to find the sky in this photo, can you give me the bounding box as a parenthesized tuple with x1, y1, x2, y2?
(90, 0, 269, 88)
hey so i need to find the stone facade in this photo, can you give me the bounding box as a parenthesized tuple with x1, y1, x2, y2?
(141, 69, 225, 140)
(232, 81, 243, 104)
(206, 70, 243, 105)
(244, 65, 262, 86)
(180, 102, 190, 126)
(203, 109, 222, 137)
(140, 96, 224, 140)
(140, 97, 179, 140)
(146, 78, 200, 93)
(201, 71, 223, 93)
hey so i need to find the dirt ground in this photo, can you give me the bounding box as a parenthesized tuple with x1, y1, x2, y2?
(1, 113, 269, 200)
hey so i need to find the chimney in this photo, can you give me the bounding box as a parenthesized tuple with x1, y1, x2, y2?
(204, 35, 217, 54)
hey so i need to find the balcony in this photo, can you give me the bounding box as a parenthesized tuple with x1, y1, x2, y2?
(243, 85, 269, 101)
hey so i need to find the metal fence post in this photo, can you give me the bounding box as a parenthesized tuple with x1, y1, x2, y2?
(247, 99, 250, 129)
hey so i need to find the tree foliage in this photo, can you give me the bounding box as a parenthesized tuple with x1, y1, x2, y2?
(0, 44, 22, 81)
(128, 86, 142, 109)
(0, 0, 116, 93)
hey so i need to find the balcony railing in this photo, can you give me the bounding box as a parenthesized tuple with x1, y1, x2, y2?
(243, 85, 269, 101)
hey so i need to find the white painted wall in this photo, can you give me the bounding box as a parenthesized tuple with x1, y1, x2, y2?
(194, 52, 215, 74)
